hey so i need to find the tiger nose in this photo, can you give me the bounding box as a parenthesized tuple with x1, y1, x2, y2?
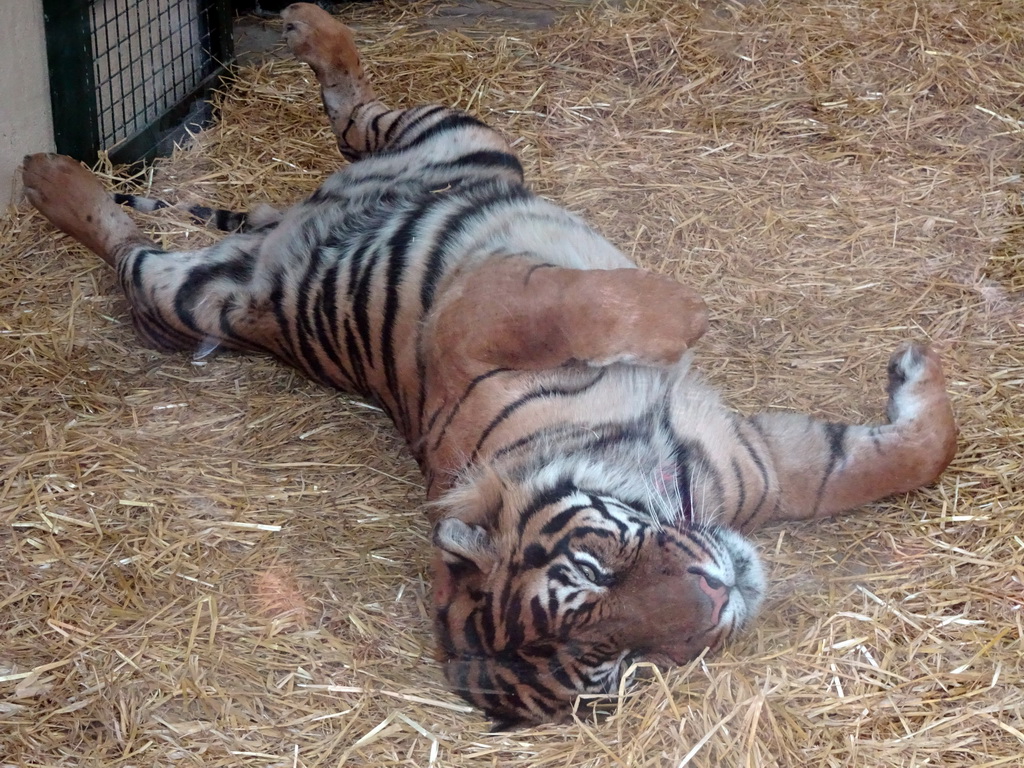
(697, 573, 730, 625)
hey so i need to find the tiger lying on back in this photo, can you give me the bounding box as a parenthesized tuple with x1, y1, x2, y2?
(22, 2, 957, 728)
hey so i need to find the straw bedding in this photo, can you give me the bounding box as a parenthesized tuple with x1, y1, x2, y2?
(2, 0, 1022, 764)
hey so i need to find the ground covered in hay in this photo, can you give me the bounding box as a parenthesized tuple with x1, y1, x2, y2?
(2, 0, 1023, 765)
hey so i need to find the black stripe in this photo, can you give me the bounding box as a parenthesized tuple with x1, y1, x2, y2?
(435, 606, 454, 655)
(290, 235, 356, 391)
(114, 192, 172, 211)
(342, 317, 369, 393)
(663, 405, 725, 525)
(671, 441, 696, 524)
(129, 248, 162, 292)
(340, 112, 363, 154)
(426, 149, 524, 182)
(307, 186, 337, 205)
(208, 207, 246, 232)
(529, 594, 550, 638)
(479, 593, 497, 651)
(349, 242, 380, 370)
(521, 543, 547, 571)
(411, 183, 533, 436)
(368, 109, 387, 151)
(174, 253, 255, 332)
(340, 227, 379, 386)
(471, 370, 607, 463)
(379, 205, 428, 435)
(489, 422, 603, 463)
(330, 171, 404, 190)
(267, 268, 297, 366)
(563, 600, 598, 635)
(657, 528, 703, 562)
(585, 495, 636, 543)
(190, 205, 214, 221)
(489, 427, 560, 462)
(418, 182, 533, 313)
(320, 260, 343, 354)
(731, 458, 747, 520)
(116, 193, 247, 231)
(555, 525, 619, 558)
(215, 294, 253, 354)
(503, 594, 524, 649)
(425, 367, 511, 453)
(385, 104, 447, 148)
(291, 248, 333, 385)
(311, 254, 358, 390)
(516, 477, 578, 535)
(461, 610, 483, 655)
(125, 268, 196, 351)
(813, 422, 849, 514)
(134, 309, 187, 351)
(573, 421, 648, 457)
(544, 653, 578, 691)
(311, 282, 356, 390)
(516, 680, 560, 719)
(396, 112, 488, 153)
(679, 526, 717, 559)
(539, 503, 594, 537)
(734, 419, 772, 530)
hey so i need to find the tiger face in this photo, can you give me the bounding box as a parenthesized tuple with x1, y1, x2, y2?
(431, 472, 765, 727)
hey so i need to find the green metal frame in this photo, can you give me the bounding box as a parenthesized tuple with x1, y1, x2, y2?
(42, 0, 234, 166)
(42, 0, 99, 164)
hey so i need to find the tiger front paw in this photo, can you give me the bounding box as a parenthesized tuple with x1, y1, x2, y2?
(587, 270, 709, 367)
(884, 342, 957, 482)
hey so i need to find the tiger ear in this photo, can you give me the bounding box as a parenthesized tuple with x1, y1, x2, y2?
(433, 518, 497, 574)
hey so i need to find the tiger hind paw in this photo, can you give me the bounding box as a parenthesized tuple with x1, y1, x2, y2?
(22, 153, 146, 265)
(282, 3, 363, 80)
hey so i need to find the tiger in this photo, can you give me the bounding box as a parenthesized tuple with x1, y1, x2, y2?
(21, 2, 957, 728)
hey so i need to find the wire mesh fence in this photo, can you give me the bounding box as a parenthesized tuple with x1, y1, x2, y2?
(42, 0, 233, 165)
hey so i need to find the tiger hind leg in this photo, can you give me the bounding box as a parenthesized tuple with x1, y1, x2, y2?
(282, 3, 376, 160)
(282, 3, 516, 170)
(23, 153, 153, 267)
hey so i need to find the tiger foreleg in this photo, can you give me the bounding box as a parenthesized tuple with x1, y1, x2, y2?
(428, 256, 709, 377)
(23, 153, 154, 267)
(746, 343, 957, 526)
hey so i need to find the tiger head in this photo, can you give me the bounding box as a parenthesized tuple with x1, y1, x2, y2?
(430, 464, 765, 728)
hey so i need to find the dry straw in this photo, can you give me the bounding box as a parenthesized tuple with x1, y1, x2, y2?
(2, 0, 1022, 765)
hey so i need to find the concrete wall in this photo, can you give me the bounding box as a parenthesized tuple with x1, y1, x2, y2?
(0, 0, 55, 207)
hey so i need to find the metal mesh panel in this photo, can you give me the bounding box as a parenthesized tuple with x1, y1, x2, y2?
(91, 0, 211, 149)
(43, 0, 232, 165)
